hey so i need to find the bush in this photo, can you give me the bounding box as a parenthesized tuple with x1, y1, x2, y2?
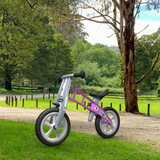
(78, 85, 124, 94)
(99, 76, 120, 88)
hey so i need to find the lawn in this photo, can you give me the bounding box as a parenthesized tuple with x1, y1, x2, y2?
(0, 88, 43, 94)
(0, 119, 159, 160)
(0, 94, 160, 115)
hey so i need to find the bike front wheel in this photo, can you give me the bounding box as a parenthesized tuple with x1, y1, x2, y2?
(35, 108, 70, 146)
(95, 107, 120, 138)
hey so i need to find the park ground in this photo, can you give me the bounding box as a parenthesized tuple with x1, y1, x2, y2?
(0, 106, 160, 149)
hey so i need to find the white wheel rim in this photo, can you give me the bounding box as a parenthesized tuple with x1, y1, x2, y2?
(40, 112, 68, 143)
(100, 110, 118, 135)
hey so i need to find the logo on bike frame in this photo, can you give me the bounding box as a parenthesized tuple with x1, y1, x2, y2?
(94, 106, 99, 111)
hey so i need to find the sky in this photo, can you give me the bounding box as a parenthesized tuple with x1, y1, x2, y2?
(82, 4, 160, 46)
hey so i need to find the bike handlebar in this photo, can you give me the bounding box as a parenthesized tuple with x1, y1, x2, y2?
(74, 71, 85, 79)
(57, 71, 85, 83)
(57, 76, 62, 83)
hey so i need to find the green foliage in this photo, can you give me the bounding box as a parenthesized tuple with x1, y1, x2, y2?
(72, 39, 87, 55)
(50, 34, 75, 83)
(135, 28, 160, 90)
(76, 61, 101, 86)
(72, 40, 121, 88)
(0, 1, 76, 89)
(99, 76, 120, 88)
(0, 0, 47, 89)
(79, 85, 124, 94)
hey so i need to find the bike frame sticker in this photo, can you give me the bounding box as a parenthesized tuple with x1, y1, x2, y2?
(94, 106, 99, 111)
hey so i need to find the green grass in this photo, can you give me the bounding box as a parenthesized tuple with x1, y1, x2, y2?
(0, 119, 159, 160)
(1, 94, 160, 115)
(0, 88, 43, 94)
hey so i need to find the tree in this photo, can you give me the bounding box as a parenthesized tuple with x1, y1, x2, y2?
(66, 0, 160, 113)
(0, 26, 36, 90)
(74, 44, 120, 78)
(50, 34, 76, 87)
(134, 34, 160, 90)
(0, 0, 48, 90)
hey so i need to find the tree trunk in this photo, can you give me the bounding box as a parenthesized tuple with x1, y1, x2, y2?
(122, 0, 139, 113)
(123, 50, 139, 112)
(5, 74, 12, 90)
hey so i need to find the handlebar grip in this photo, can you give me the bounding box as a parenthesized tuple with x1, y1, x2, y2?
(57, 76, 62, 83)
(74, 71, 85, 79)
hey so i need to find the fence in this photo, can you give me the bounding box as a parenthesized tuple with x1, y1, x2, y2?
(12, 85, 43, 92)
(5, 94, 152, 116)
(5, 94, 54, 107)
(101, 93, 160, 100)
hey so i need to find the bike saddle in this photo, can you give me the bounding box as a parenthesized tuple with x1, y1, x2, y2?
(89, 89, 109, 100)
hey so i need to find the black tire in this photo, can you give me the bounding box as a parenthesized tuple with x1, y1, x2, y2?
(35, 108, 70, 146)
(95, 107, 120, 138)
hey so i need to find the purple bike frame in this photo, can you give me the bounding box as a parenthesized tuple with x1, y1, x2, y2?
(68, 86, 112, 125)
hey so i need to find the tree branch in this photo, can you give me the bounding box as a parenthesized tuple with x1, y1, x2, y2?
(77, 14, 120, 32)
(136, 51, 160, 84)
(112, 0, 120, 10)
(135, 24, 149, 36)
(78, 3, 121, 26)
(25, 0, 37, 9)
(134, 0, 142, 18)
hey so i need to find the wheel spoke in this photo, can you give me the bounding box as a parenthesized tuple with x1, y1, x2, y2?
(54, 130, 60, 138)
(111, 124, 115, 130)
(110, 115, 114, 120)
(45, 128, 53, 137)
(44, 121, 52, 128)
(50, 116, 54, 124)
(104, 124, 108, 132)
(53, 115, 57, 125)
(50, 115, 56, 125)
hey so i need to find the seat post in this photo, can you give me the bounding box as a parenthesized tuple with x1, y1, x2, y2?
(88, 96, 100, 122)
(93, 97, 100, 104)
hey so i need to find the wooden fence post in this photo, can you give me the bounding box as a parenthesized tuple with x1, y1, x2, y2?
(20, 95, 22, 101)
(76, 103, 78, 110)
(36, 99, 38, 108)
(49, 100, 51, 108)
(15, 98, 17, 107)
(5, 96, 8, 104)
(147, 104, 150, 116)
(22, 99, 24, 107)
(53, 94, 54, 99)
(119, 104, 121, 112)
(43, 94, 45, 100)
(110, 103, 112, 108)
(101, 102, 103, 108)
(8, 96, 10, 105)
(11, 97, 14, 106)
(84, 101, 86, 110)
(26, 95, 28, 101)
(48, 94, 50, 99)
(31, 94, 33, 100)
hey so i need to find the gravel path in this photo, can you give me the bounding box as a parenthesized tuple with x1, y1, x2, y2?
(0, 106, 160, 148)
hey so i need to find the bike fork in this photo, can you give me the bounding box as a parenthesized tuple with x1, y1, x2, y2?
(51, 77, 72, 129)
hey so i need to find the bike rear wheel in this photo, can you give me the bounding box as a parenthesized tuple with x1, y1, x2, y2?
(95, 107, 120, 138)
(35, 108, 70, 146)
